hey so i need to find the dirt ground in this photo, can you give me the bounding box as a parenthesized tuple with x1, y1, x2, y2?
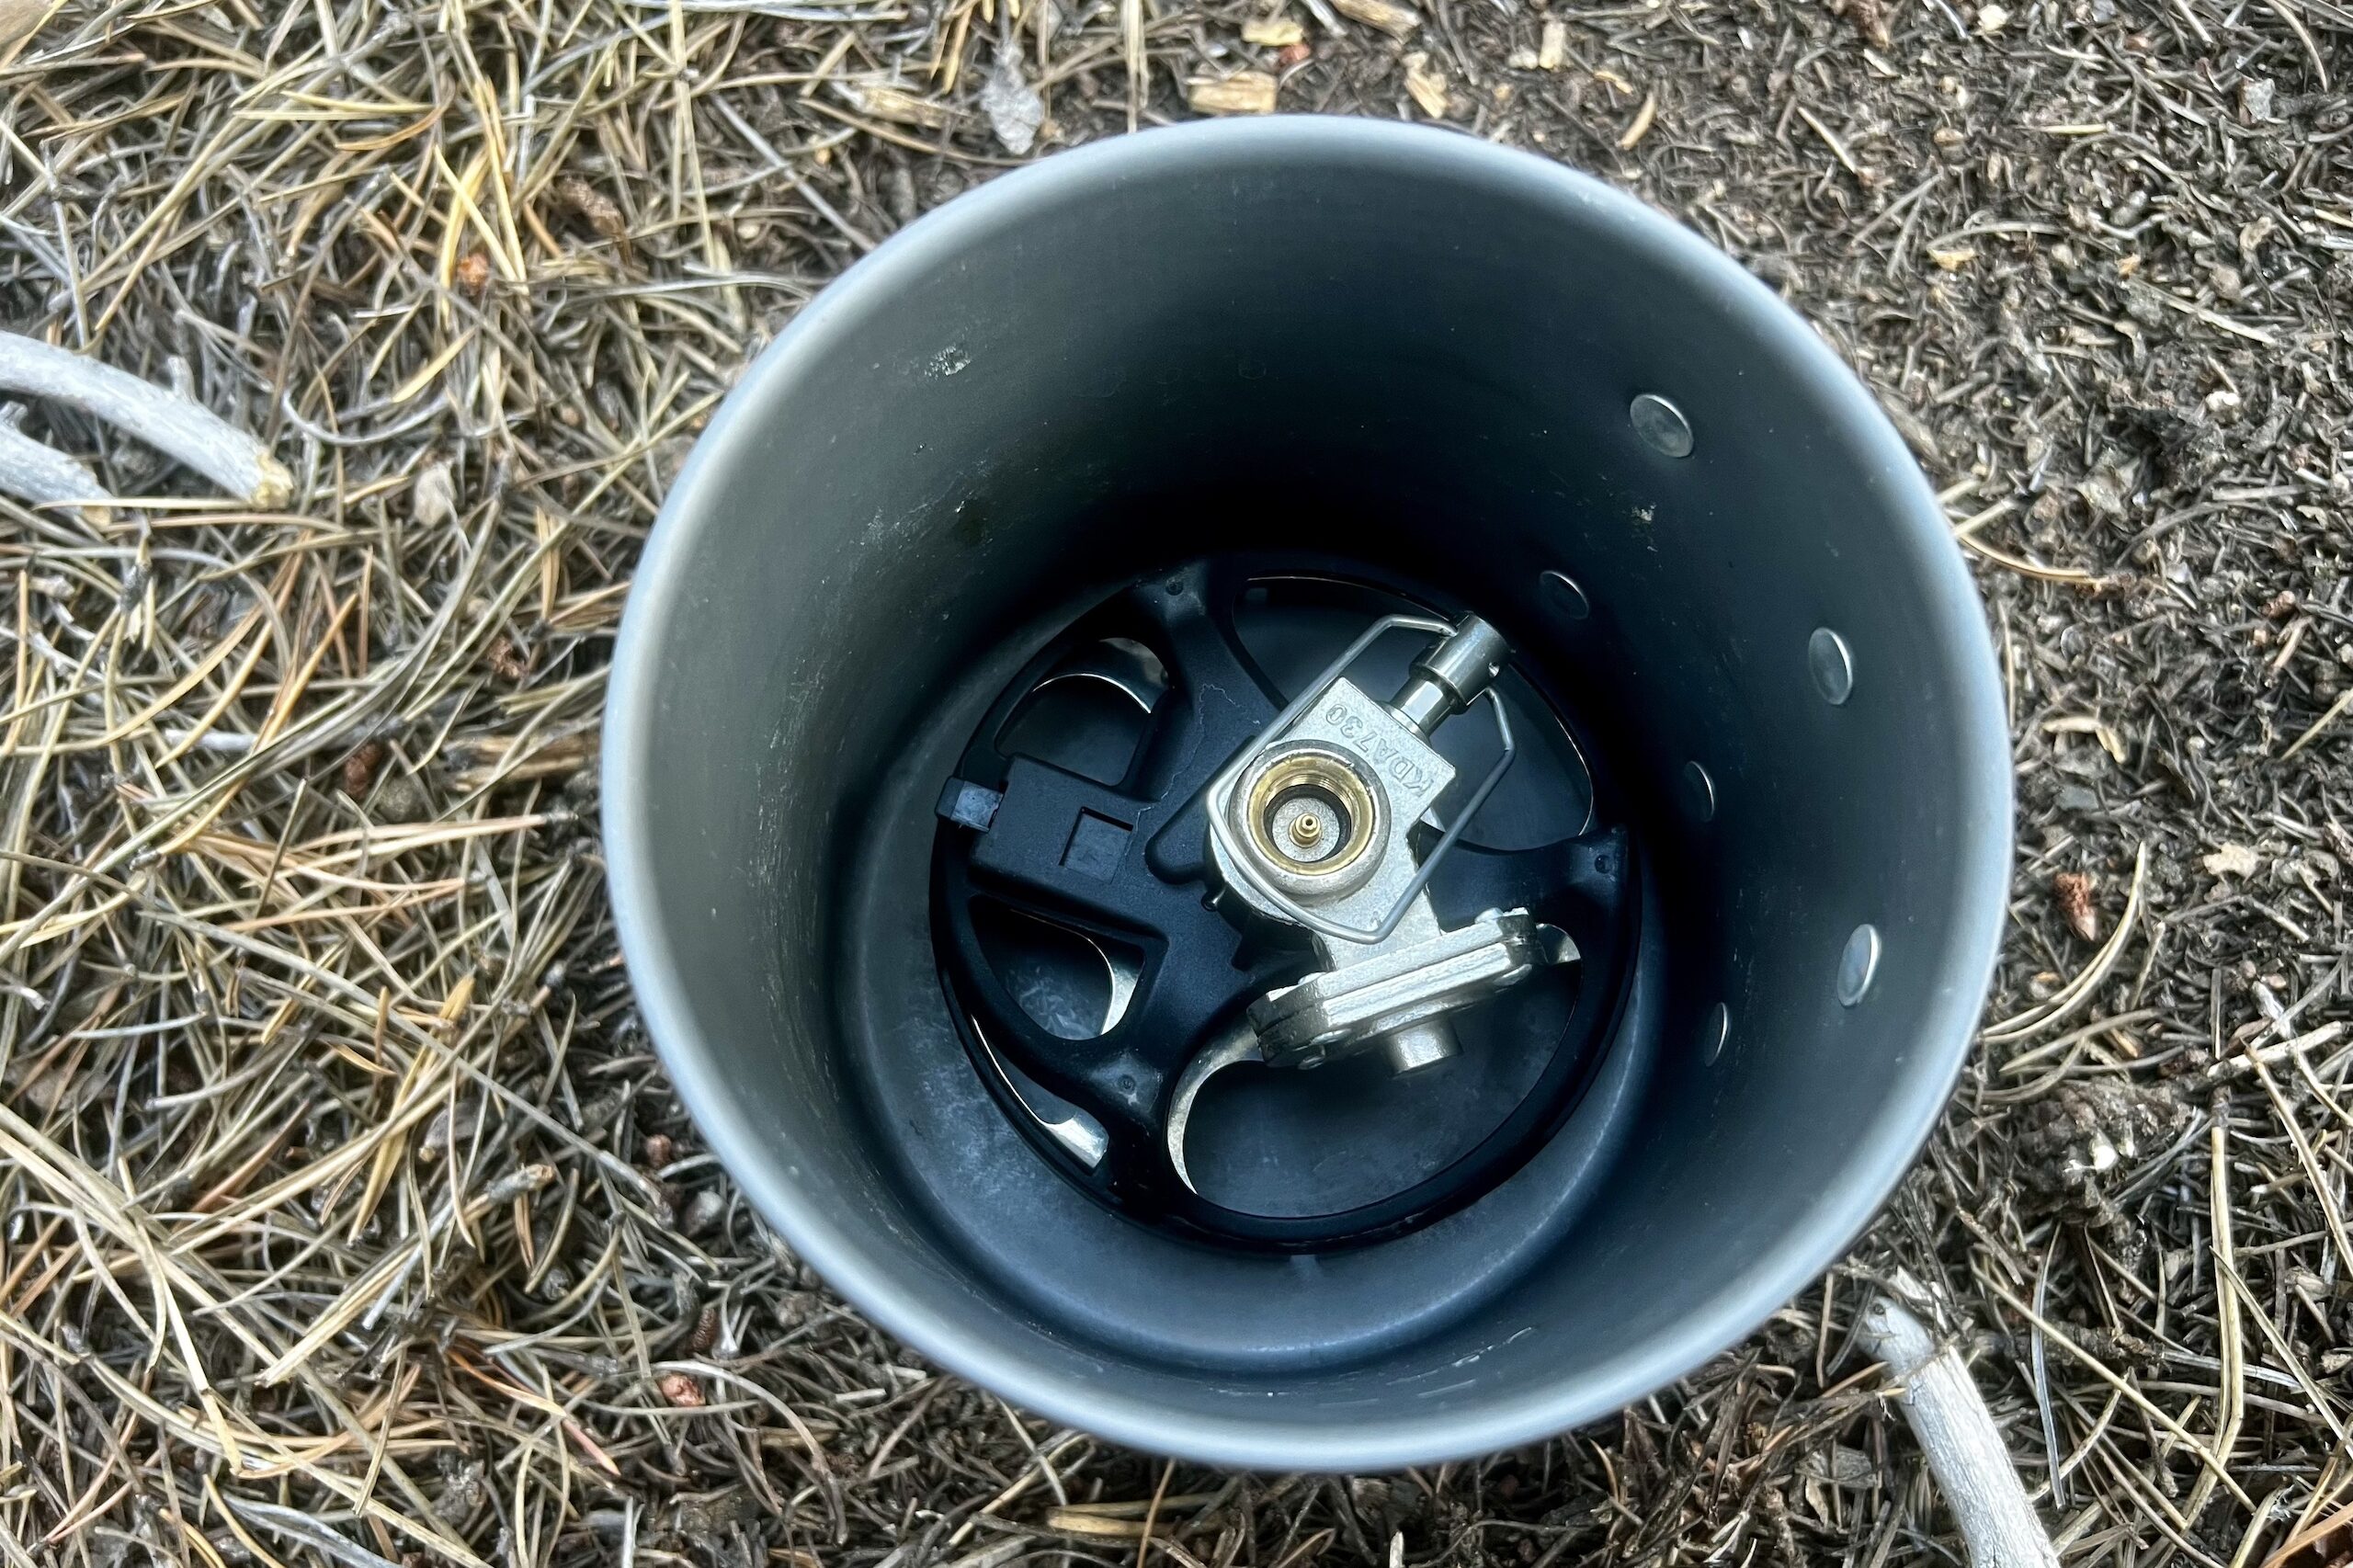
(2, 0, 2351, 1562)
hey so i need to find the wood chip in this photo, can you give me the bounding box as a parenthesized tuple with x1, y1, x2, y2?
(1040, 1511, 1152, 1538)
(1333, 0, 1421, 37)
(2204, 844, 2261, 879)
(836, 81, 951, 130)
(1617, 90, 1658, 150)
(1403, 51, 1449, 118)
(2042, 713, 2126, 763)
(1243, 14, 1305, 45)
(1538, 17, 1567, 68)
(1187, 72, 1279, 115)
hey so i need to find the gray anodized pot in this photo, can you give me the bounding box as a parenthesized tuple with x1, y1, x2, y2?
(603, 116, 2011, 1469)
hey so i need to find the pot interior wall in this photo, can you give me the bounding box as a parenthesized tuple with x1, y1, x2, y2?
(611, 121, 2006, 1460)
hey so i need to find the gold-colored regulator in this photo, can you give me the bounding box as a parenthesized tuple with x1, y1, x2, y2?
(1240, 745, 1381, 880)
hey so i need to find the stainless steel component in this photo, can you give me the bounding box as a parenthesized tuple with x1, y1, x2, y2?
(1102, 943, 1142, 1030)
(1036, 636, 1169, 712)
(1165, 895, 1575, 1194)
(1165, 1021, 1266, 1192)
(1381, 1020, 1459, 1075)
(1388, 683, 1454, 745)
(966, 913, 1141, 1165)
(1630, 392, 1694, 458)
(982, 905, 1142, 1040)
(1168, 611, 1569, 1196)
(973, 1018, 1110, 1167)
(1204, 614, 1518, 946)
(1391, 615, 1508, 736)
(1809, 627, 1855, 706)
(1250, 907, 1544, 1068)
(1218, 677, 1449, 931)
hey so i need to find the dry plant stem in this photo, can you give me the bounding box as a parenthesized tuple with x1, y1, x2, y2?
(1860, 1276, 2059, 1568)
(0, 332, 291, 505)
(2185, 1099, 2243, 1527)
(1980, 843, 2146, 1045)
(0, 418, 110, 510)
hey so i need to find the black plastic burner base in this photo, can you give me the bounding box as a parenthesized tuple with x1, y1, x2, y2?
(924, 558, 1637, 1250)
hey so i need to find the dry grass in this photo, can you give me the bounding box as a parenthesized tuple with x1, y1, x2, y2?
(1, 0, 2351, 1564)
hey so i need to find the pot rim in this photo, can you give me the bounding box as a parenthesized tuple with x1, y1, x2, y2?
(602, 114, 2013, 1471)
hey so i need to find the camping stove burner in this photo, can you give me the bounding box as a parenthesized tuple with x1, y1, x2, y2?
(1166, 612, 1559, 1187)
(929, 561, 1635, 1249)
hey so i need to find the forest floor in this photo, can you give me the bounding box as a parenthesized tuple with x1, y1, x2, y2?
(2, 0, 2351, 1563)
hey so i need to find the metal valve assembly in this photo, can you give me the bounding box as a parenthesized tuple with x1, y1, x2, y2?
(1165, 612, 1567, 1190)
(929, 563, 1632, 1247)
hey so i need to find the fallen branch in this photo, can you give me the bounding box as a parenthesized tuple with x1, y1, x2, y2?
(0, 411, 111, 513)
(0, 332, 291, 505)
(1859, 1274, 2059, 1568)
